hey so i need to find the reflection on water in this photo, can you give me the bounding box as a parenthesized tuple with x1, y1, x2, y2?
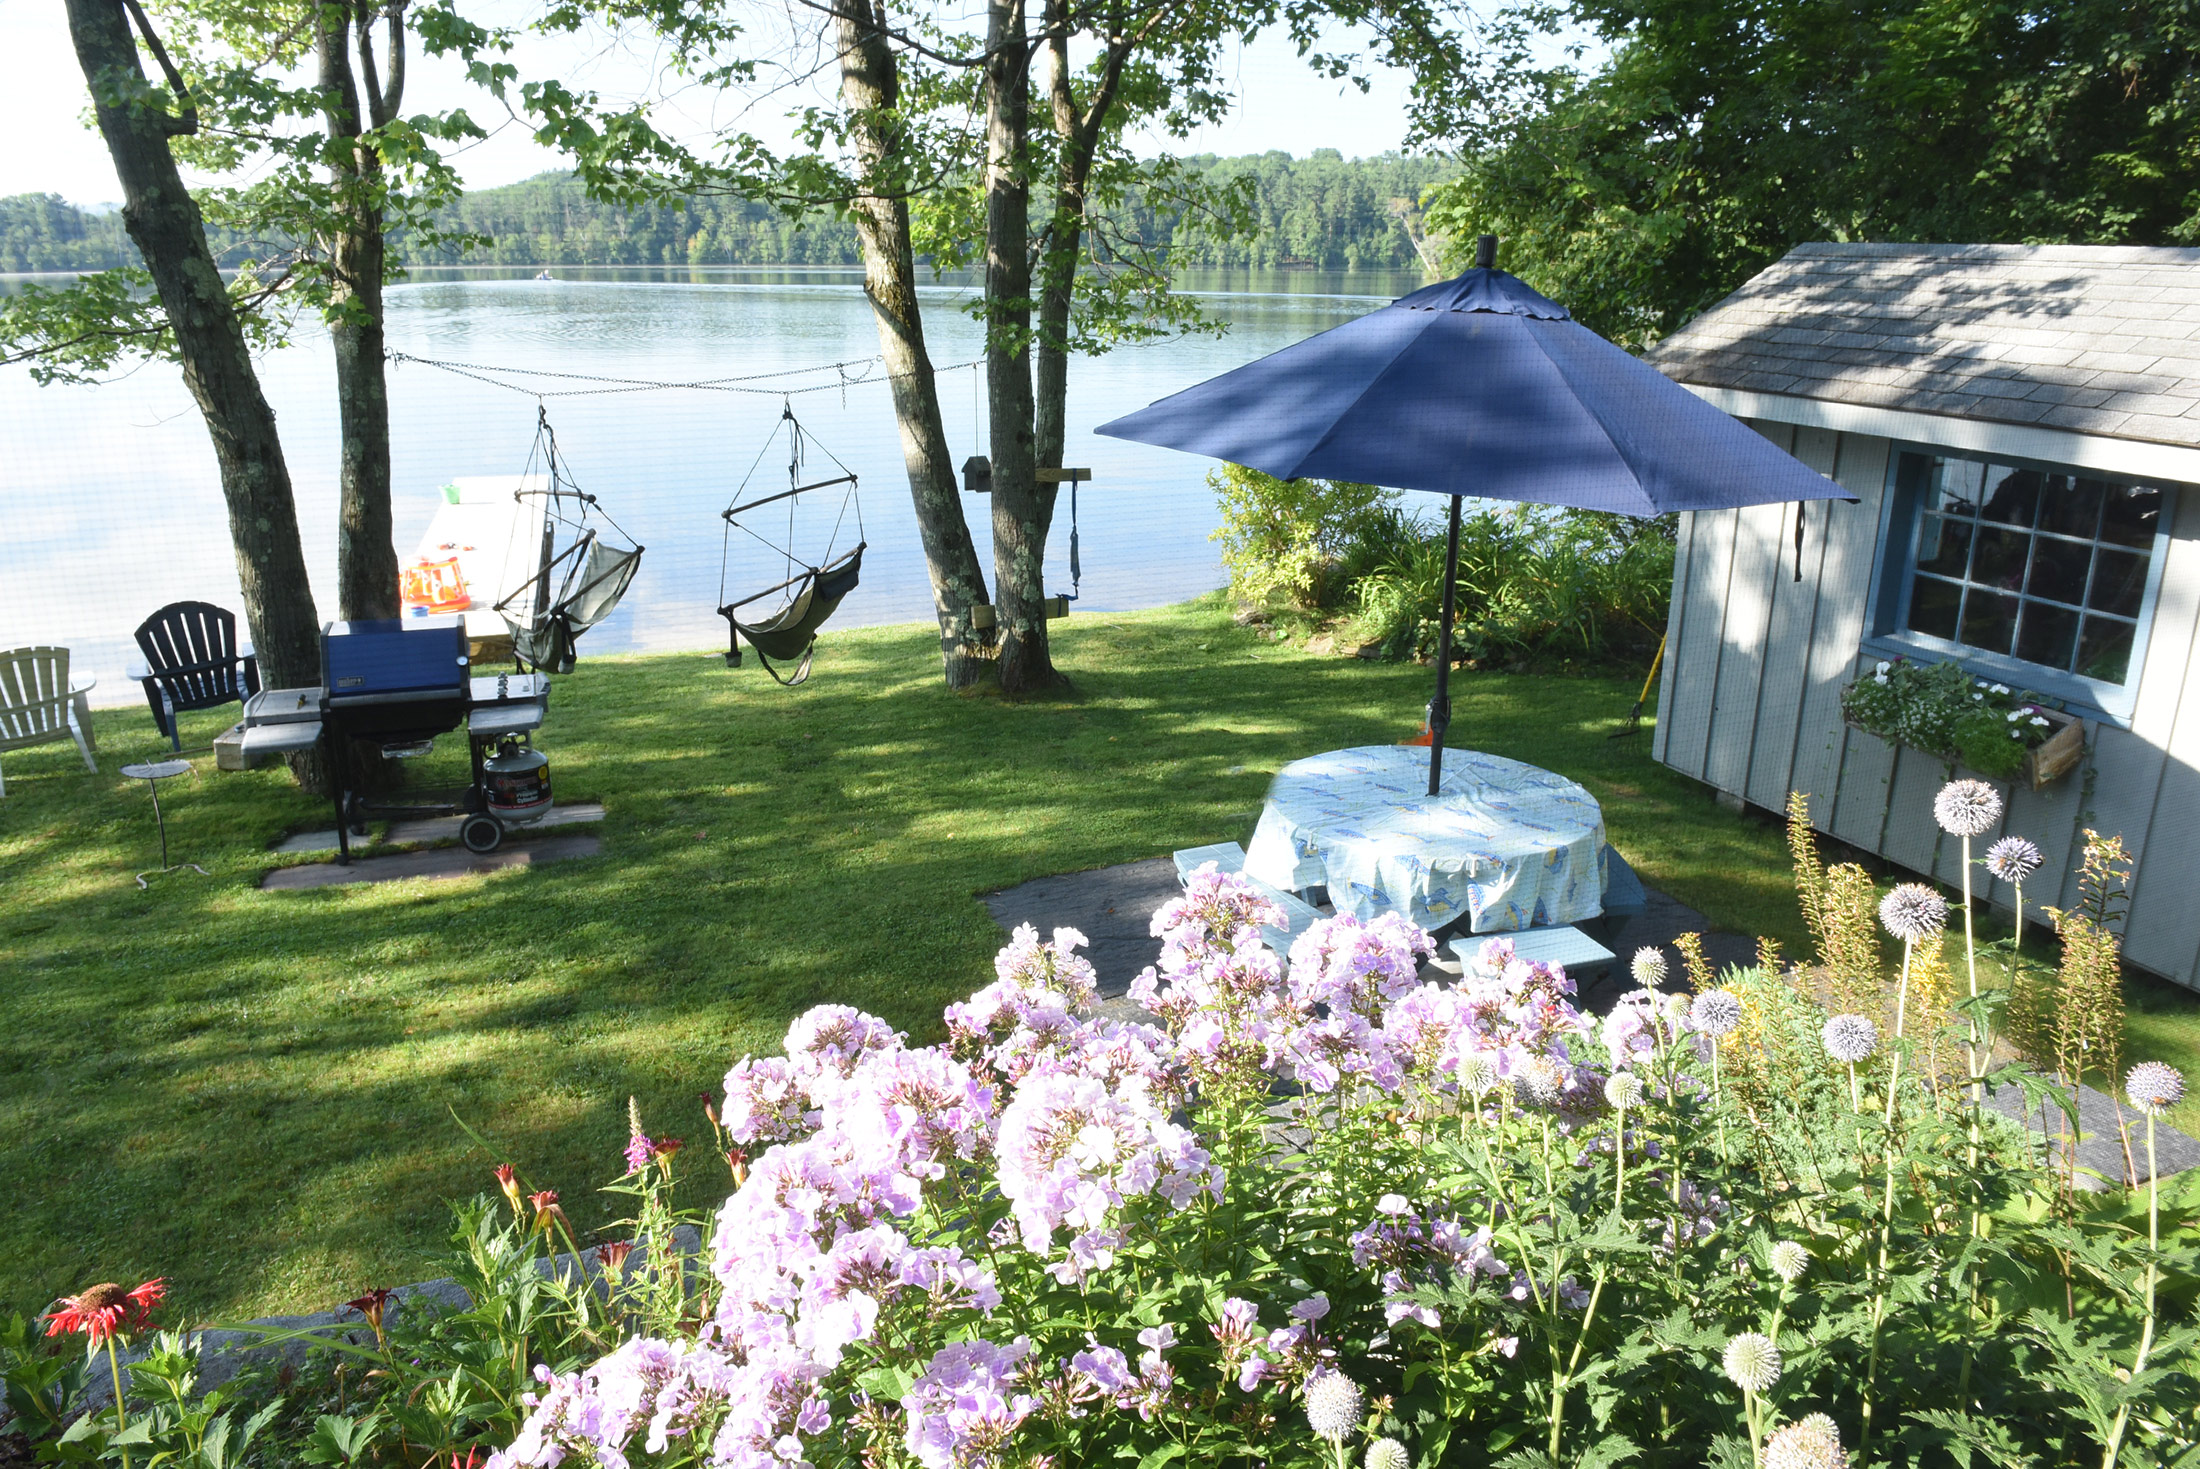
(0, 268, 1423, 702)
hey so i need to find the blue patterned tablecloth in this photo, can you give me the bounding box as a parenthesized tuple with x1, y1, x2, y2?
(1243, 746, 1607, 934)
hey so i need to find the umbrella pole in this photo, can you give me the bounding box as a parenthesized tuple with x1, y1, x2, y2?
(1427, 494, 1463, 796)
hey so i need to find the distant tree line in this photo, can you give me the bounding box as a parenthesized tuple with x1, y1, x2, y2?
(2, 151, 1456, 275)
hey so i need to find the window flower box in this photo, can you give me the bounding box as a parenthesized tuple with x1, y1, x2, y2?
(1841, 656, 2084, 790)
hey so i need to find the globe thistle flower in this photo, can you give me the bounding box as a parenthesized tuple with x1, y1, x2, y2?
(1722, 1332, 1782, 1395)
(1765, 1413, 1847, 1469)
(1768, 1241, 1809, 1285)
(1631, 947, 1667, 989)
(1878, 883, 1947, 942)
(1515, 1055, 1566, 1107)
(1821, 1014, 1879, 1064)
(1604, 1071, 1645, 1110)
(1985, 835, 2044, 885)
(1691, 989, 1744, 1038)
(1364, 1438, 1410, 1469)
(1933, 778, 2003, 838)
(1303, 1369, 1363, 1442)
(1455, 1050, 1498, 1098)
(2126, 1061, 2186, 1118)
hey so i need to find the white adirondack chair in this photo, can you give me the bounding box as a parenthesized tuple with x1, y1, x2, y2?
(0, 646, 98, 796)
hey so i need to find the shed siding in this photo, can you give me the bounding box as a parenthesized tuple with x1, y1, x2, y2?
(1657, 422, 2200, 992)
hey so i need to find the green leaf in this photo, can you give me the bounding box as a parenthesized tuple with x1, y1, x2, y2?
(1136, 1442, 1188, 1469)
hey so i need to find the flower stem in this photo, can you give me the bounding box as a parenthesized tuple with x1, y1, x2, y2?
(105, 1336, 132, 1469)
(2099, 1115, 2162, 1467)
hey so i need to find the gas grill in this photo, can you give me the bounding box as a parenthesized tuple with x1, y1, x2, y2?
(216, 616, 552, 862)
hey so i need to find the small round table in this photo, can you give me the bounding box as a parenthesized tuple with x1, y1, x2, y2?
(120, 760, 208, 889)
(1243, 745, 1607, 934)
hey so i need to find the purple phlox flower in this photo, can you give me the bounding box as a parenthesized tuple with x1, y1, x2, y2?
(1278, 1008, 1402, 1094)
(722, 1056, 816, 1147)
(993, 1069, 1220, 1258)
(827, 1047, 997, 1177)
(1045, 1228, 1127, 1287)
(899, 1246, 1002, 1312)
(784, 1005, 903, 1103)
(791, 1223, 908, 1364)
(1150, 866, 1288, 966)
(490, 1336, 783, 1469)
(1066, 1339, 1135, 1395)
(1380, 982, 1472, 1081)
(1599, 993, 1663, 1064)
(1287, 912, 1433, 1018)
(947, 926, 1101, 1050)
(1655, 1178, 1730, 1255)
(1350, 1200, 1507, 1328)
(1210, 1298, 1263, 1374)
(903, 1337, 1036, 1469)
(1289, 1292, 1331, 1322)
(1235, 1319, 1333, 1393)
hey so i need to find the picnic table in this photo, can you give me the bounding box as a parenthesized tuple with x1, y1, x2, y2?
(1242, 745, 1608, 935)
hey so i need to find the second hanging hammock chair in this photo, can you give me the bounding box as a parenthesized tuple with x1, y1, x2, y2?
(493, 407, 645, 674)
(717, 404, 866, 686)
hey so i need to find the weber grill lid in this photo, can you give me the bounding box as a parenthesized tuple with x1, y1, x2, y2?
(322, 617, 470, 702)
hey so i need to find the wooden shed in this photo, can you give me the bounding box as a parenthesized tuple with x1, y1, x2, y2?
(1645, 243, 2200, 991)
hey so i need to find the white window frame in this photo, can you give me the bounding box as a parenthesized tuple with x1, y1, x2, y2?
(1860, 443, 2178, 725)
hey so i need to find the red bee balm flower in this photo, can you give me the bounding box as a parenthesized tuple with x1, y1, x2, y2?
(46, 1279, 165, 1346)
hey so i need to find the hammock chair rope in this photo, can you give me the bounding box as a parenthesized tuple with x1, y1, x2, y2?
(493, 406, 645, 674)
(716, 403, 866, 686)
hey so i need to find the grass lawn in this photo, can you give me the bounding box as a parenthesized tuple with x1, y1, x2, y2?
(2, 594, 2191, 1321)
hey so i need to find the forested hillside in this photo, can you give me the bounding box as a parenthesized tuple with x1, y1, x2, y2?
(3, 151, 1454, 273)
(0, 194, 131, 272)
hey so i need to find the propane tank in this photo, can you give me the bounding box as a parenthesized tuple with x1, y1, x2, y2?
(484, 738, 552, 824)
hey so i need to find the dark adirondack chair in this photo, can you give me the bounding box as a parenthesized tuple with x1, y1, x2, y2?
(131, 602, 260, 750)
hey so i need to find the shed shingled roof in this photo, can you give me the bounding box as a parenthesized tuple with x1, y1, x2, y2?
(1645, 243, 2200, 451)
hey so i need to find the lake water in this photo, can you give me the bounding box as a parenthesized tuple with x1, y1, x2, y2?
(0, 267, 1423, 704)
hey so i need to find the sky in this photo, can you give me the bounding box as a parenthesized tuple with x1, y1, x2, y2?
(0, 0, 1444, 207)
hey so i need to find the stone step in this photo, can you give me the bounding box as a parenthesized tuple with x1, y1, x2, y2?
(273, 801, 604, 854)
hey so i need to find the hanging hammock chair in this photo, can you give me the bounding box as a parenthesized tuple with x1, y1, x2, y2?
(494, 407, 645, 674)
(717, 404, 866, 686)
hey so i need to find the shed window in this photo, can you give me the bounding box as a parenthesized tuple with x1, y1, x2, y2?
(1896, 454, 2165, 687)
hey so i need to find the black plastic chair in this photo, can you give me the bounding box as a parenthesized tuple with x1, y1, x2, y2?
(131, 601, 260, 750)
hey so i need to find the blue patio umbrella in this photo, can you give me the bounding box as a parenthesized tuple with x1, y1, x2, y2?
(1096, 236, 1857, 794)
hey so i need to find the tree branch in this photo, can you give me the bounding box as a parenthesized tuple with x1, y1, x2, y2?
(119, 0, 197, 135)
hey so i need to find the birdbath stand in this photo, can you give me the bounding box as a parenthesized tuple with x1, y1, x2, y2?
(119, 759, 208, 889)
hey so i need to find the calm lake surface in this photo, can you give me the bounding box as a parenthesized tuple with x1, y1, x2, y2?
(1, 267, 1424, 702)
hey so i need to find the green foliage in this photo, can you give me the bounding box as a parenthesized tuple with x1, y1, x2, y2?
(1840, 658, 2057, 779)
(1208, 463, 1402, 611)
(2, 1311, 87, 1442)
(1423, 0, 2200, 348)
(3, 152, 1457, 275)
(1350, 505, 1673, 666)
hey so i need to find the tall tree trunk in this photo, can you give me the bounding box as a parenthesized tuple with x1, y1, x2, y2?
(835, 0, 994, 688)
(321, 0, 402, 622)
(984, 0, 1062, 694)
(1033, 17, 1132, 536)
(65, 0, 320, 691)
